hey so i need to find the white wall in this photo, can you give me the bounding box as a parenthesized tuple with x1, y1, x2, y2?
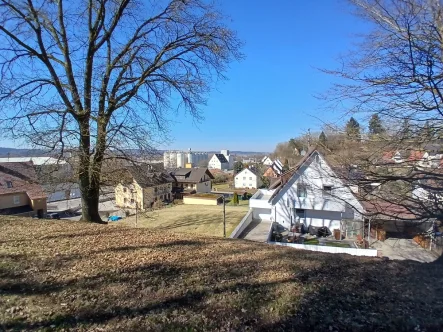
(252, 208, 272, 220)
(270, 241, 378, 257)
(271, 152, 363, 229)
(234, 168, 261, 189)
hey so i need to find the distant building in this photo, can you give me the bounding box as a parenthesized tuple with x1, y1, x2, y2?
(170, 168, 214, 195)
(208, 153, 230, 170)
(263, 159, 284, 178)
(235, 168, 262, 189)
(0, 156, 72, 183)
(163, 149, 209, 168)
(115, 165, 174, 210)
(261, 156, 273, 166)
(0, 162, 47, 217)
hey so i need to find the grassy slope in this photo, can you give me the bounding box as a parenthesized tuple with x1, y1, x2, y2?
(1, 218, 442, 331)
(122, 204, 248, 237)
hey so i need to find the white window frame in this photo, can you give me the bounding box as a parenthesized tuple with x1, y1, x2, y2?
(13, 195, 20, 205)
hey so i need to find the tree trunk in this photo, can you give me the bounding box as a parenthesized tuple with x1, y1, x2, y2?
(78, 116, 104, 223)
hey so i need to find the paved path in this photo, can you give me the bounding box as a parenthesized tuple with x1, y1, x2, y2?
(371, 238, 438, 263)
(240, 219, 272, 242)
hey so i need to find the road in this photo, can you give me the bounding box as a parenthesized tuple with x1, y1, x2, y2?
(47, 194, 121, 221)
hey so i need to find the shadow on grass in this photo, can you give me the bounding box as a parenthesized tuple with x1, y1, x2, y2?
(1, 222, 443, 331)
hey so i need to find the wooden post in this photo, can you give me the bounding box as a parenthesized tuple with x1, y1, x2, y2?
(135, 201, 138, 228)
(223, 196, 226, 237)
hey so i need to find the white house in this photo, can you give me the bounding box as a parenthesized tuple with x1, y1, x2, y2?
(235, 168, 262, 189)
(262, 156, 273, 166)
(249, 149, 364, 237)
(208, 153, 230, 170)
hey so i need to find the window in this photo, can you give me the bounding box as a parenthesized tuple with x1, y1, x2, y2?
(295, 209, 305, 220)
(249, 177, 252, 180)
(124, 198, 127, 203)
(13, 195, 20, 205)
(297, 184, 307, 198)
(123, 187, 127, 193)
(243, 183, 246, 187)
(249, 183, 253, 187)
(131, 199, 135, 204)
(243, 177, 246, 180)
(323, 185, 333, 198)
(6, 181, 12, 188)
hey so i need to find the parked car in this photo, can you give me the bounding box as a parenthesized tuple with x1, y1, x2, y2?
(47, 212, 60, 220)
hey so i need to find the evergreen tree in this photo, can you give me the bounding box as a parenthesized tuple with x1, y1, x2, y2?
(232, 192, 239, 205)
(319, 131, 327, 146)
(368, 114, 385, 136)
(400, 118, 412, 139)
(234, 161, 244, 174)
(346, 117, 361, 140)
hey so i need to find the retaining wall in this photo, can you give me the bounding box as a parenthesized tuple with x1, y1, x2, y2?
(229, 209, 253, 238)
(269, 241, 378, 257)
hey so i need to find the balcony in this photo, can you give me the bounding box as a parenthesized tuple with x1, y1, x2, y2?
(249, 189, 274, 209)
(289, 196, 345, 212)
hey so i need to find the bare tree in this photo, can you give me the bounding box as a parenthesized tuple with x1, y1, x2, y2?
(0, 0, 242, 222)
(319, 0, 443, 222)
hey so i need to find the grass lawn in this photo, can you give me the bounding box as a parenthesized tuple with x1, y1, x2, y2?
(212, 182, 232, 191)
(1, 218, 442, 331)
(226, 199, 249, 206)
(0, 219, 443, 331)
(122, 204, 248, 237)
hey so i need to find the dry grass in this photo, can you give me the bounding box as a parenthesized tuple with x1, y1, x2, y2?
(1, 218, 442, 331)
(122, 204, 248, 237)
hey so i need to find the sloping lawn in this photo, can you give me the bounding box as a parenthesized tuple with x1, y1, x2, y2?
(1, 218, 442, 331)
(122, 204, 248, 237)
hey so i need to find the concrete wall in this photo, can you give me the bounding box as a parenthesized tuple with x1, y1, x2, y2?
(196, 181, 212, 193)
(269, 241, 378, 257)
(183, 196, 220, 205)
(229, 209, 253, 238)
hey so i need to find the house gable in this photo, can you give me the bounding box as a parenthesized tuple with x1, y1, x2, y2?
(270, 151, 364, 217)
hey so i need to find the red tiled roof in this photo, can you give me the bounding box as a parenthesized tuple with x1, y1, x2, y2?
(361, 200, 418, 220)
(382, 151, 395, 161)
(408, 150, 424, 161)
(0, 162, 46, 200)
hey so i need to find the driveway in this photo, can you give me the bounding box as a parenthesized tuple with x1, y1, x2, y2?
(240, 219, 272, 242)
(371, 238, 438, 263)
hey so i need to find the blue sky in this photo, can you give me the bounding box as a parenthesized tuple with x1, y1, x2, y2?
(164, 0, 369, 152)
(2, 0, 369, 153)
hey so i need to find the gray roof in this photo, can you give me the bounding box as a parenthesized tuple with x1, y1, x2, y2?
(126, 165, 174, 187)
(213, 153, 228, 163)
(171, 168, 214, 183)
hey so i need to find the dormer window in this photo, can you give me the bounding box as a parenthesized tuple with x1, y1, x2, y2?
(6, 181, 12, 188)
